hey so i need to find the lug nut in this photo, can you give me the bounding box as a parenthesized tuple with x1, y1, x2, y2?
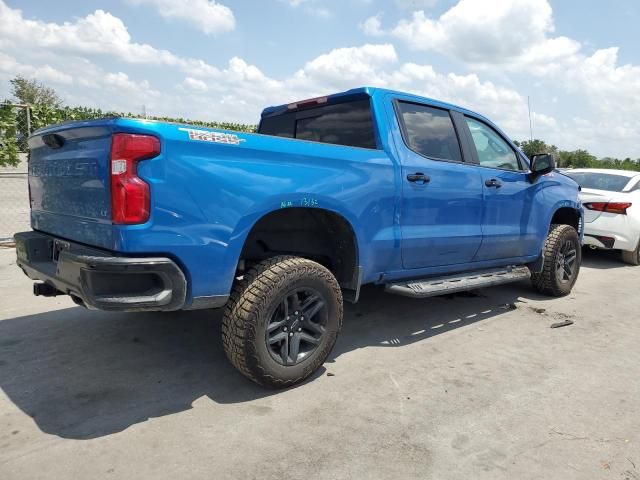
(289, 332, 293, 337)
(294, 311, 299, 315)
(298, 328, 302, 332)
(300, 316, 304, 320)
(283, 327, 287, 331)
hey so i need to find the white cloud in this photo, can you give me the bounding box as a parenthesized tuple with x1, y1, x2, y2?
(565, 48, 640, 114)
(551, 47, 640, 154)
(360, 15, 385, 36)
(0, 3, 178, 65)
(394, 0, 438, 9)
(0, 1, 223, 77)
(126, 0, 235, 35)
(182, 77, 209, 92)
(1, 0, 639, 158)
(103, 72, 154, 94)
(293, 44, 398, 88)
(352, 0, 640, 156)
(378, 0, 580, 69)
(0, 52, 73, 86)
(278, 0, 332, 17)
(280, 0, 311, 6)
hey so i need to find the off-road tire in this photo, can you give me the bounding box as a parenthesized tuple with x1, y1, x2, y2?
(621, 240, 640, 266)
(530, 224, 581, 297)
(222, 256, 343, 388)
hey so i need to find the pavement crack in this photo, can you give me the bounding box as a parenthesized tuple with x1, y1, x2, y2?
(549, 428, 626, 444)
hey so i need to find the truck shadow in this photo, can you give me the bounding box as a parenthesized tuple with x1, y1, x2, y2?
(0, 280, 555, 440)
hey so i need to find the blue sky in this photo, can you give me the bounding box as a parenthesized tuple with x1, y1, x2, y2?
(1, 0, 639, 158)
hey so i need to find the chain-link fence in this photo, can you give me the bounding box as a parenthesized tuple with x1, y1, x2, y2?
(1, 103, 31, 161)
(1, 103, 31, 245)
(0, 171, 29, 245)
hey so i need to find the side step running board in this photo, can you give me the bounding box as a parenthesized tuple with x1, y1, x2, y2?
(385, 266, 530, 298)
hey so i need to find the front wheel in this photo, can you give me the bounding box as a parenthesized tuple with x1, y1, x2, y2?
(530, 224, 581, 297)
(222, 256, 343, 388)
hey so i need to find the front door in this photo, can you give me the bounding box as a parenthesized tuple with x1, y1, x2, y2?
(463, 116, 539, 260)
(393, 101, 484, 269)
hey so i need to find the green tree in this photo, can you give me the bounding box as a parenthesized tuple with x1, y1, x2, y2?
(514, 139, 558, 159)
(557, 149, 596, 168)
(10, 76, 63, 107)
(0, 104, 20, 167)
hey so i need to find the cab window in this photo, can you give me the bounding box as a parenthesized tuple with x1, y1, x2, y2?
(465, 117, 521, 171)
(396, 102, 462, 162)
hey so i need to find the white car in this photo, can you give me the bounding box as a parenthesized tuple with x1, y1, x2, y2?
(563, 169, 640, 265)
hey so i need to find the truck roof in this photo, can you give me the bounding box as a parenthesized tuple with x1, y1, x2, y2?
(260, 86, 489, 122)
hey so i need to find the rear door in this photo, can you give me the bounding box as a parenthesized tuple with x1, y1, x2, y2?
(28, 122, 114, 248)
(391, 99, 484, 269)
(460, 115, 540, 260)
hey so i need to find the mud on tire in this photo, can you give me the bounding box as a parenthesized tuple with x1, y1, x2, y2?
(530, 224, 581, 297)
(222, 256, 343, 388)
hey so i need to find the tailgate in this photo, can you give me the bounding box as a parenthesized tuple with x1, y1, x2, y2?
(28, 121, 114, 249)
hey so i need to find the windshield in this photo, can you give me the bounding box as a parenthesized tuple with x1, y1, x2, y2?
(564, 172, 632, 192)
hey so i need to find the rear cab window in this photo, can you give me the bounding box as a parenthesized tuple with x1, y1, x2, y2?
(258, 98, 378, 149)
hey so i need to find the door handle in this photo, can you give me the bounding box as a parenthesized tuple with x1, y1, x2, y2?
(485, 178, 502, 188)
(407, 173, 430, 184)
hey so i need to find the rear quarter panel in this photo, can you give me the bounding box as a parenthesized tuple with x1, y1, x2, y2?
(111, 119, 398, 304)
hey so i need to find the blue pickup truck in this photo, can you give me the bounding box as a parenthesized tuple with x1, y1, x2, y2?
(15, 87, 583, 387)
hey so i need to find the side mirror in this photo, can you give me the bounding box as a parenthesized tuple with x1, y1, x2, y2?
(529, 153, 555, 181)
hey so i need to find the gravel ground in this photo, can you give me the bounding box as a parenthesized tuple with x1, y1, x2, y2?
(0, 246, 639, 480)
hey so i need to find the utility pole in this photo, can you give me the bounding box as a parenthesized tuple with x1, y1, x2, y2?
(527, 96, 533, 142)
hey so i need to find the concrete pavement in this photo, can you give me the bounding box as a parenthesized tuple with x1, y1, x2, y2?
(1, 246, 639, 479)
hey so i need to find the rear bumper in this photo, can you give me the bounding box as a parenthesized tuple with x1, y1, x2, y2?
(14, 231, 187, 312)
(583, 217, 639, 252)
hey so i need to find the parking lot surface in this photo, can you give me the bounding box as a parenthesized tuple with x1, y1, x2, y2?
(1, 246, 639, 480)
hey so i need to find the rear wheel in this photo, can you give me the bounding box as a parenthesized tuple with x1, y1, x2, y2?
(531, 224, 581, 297)
(621, 240, 640, 266)
(222, 256, 343, 388)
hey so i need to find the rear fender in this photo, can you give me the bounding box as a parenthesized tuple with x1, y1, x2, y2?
(220, 196, 363, 291)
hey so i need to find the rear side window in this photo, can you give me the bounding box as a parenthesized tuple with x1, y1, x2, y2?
(396, 102, 462, 162)
(258, 99, 377, 149)
(259, 115, 294, 138)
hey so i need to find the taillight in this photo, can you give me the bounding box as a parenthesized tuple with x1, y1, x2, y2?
(584, 202, 632, 215)
(110, 133, 160, 224)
